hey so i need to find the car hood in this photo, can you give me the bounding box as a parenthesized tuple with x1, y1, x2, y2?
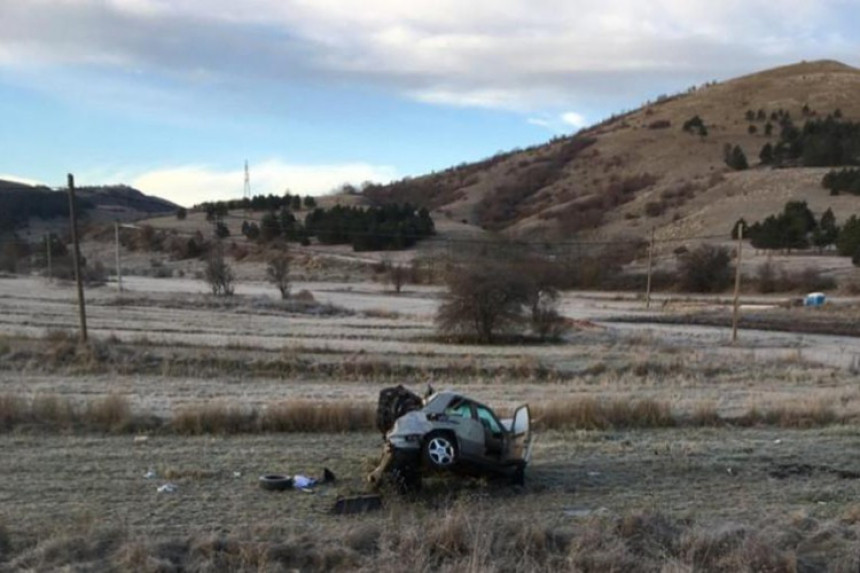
(388, 411, 433, 438)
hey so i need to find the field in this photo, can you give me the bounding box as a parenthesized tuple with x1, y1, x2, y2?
(3, 274, 860, 571)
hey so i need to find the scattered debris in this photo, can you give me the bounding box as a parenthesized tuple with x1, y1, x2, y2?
(293, 475, 316, 489)
(259, 469, 336, 492)
(233, 471, 242, 478)
(563, 506, 608, 518)
(259, 474, 293, 491)
(134, 435, 149, 444)
(332, 494, 383, 515)
(157, 483, 178, 494)
(144, 469, 157, 479)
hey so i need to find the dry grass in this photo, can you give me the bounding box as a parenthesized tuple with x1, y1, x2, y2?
(4, 504, 859, 572)
(170, 400, 375, 434)
(0, 393, 856, 435)
(0, 393, 140, 433)
(260, 400, 375, 433)
(534, 398, 676, 430)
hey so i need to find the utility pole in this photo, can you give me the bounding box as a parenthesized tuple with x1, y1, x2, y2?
(68, 174, 88, 343)
(45, 233, 52, 283)
(114, 221, 122, 293)
(731, 224, 743, 344)
(645, 227, 655, 309)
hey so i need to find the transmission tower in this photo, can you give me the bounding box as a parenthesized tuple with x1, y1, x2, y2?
(243, 160, 251, 202)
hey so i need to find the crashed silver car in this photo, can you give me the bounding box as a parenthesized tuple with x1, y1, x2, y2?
(369, 386, 532, 491)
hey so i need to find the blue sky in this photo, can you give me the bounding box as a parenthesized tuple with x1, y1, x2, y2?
(1, 0, 858, 206)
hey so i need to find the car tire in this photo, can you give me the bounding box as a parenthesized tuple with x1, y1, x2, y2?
(423, 431, 458, 469)
(259, 474, 293, 491)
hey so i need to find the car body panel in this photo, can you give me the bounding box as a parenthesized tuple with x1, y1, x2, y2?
(372, 389, 532, 484)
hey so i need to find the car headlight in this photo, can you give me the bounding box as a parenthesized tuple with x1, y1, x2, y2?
(390, 433, 422, 445)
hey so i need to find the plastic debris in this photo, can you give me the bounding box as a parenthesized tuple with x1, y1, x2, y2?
(144, 469, 157, 479)
(233, 471, 242, 478)
(134, 435, 149, 444)
(293, 475, 317, 489)
(157, 483, 178, 493)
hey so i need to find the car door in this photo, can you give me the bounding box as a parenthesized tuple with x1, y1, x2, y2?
(474, 403, 507, 460)
(443, 398, 485, 459)
(506, 405, 532, 463)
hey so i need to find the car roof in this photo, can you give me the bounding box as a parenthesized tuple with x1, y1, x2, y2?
(423, 391, 494, 414)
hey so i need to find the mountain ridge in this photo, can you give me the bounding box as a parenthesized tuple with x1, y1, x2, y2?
(363, 59, 860, 244)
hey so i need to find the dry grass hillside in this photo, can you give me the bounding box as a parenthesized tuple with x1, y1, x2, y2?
(365, 60, 860, 243)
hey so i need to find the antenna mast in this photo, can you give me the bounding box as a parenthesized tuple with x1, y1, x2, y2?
(243, 160, 251, 202)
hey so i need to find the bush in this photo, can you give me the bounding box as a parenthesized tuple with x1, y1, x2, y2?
(266, 250, 291, 299)
(677, 244, 733, 293)
(204, 247, 235, 296)
(436, 258, 532, 343)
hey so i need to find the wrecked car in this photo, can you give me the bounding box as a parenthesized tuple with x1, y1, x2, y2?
(369, 386, 532, 491)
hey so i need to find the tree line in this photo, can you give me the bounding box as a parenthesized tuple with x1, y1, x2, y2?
(734, 200, 860, 263)
(239, 203, 436, 251)
(197, 193, 317, 221)
(822, 168, 860, 195)
(761, 113, 859, 168)
(0, 184, 92, 231)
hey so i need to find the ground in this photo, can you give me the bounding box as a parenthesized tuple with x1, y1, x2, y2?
(2, 273, 860, 570)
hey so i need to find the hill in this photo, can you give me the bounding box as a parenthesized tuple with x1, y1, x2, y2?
(363, 60, 860, 244)
(0, 179, 180, 237)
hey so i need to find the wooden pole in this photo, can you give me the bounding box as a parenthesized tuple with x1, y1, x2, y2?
(115, 222, 122, 293)
(68, 174, 88, 343)
(45, 233, 52, 283)
(645, 227, 655, 309)
(731, 224, 743, 344)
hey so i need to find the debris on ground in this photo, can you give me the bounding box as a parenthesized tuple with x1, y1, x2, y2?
(144, 469, 157, 479)
(157, 483, 178, 493)
(331, 494, 383, 515)
(259, 468, 336, 492)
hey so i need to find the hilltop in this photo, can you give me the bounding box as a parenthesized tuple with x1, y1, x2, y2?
(0, 179, 180, 239)
(363, 60, 860, 244)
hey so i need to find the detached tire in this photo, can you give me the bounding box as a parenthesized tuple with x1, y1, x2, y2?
(423, 431, 458, 469)
(259, 474, 293, 491)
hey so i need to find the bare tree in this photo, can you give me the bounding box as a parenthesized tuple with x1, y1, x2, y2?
(266, 250, 291, 299)
(204, 246, 235, 296)
(436, 259, 531, 343)
(389, 264, 407, 294)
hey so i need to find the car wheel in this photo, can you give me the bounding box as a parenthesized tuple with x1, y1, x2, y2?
(259, 474, 293, 491)
(424, 432, 458, 469)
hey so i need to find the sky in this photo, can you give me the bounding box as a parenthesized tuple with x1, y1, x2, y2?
(1, 0, 858, 207)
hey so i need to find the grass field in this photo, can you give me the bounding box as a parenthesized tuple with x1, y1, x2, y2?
(3, 274, 860, 570)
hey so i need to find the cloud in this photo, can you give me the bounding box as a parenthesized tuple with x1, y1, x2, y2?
(560, 112, 588, 129)
(0, 174, 47, 187)
(0, 0, 856, 113)
(129, 160, 398, 206)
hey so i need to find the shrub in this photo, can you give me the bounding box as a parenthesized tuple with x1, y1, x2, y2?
(644, 201, 667, 217)
(266, 250, 291, 299)
(203, 247, 235, 296)
(648, 119, 671, 129)
(724, 144, 749, 170)
(436, 259, 531, 343)
(677, 244, 733, 293)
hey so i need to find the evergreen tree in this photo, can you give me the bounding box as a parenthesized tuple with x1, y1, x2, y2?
(759, 143, 774, 165)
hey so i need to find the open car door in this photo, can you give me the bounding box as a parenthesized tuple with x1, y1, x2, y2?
(508, 405, 532, 463)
